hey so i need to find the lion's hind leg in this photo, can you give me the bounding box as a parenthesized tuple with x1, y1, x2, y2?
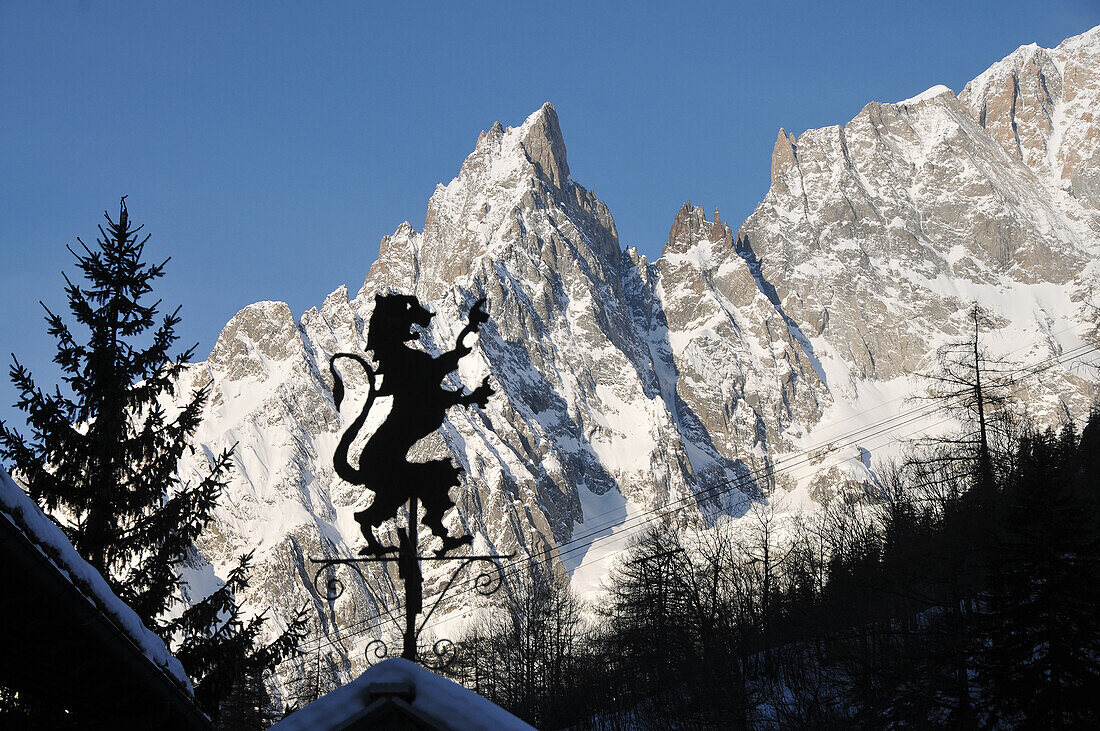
(354, 489, 404, 555)
(416, 459, 472, 556)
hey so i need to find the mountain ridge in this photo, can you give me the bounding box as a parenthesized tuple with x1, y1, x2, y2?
(172, 26, 1100, 691)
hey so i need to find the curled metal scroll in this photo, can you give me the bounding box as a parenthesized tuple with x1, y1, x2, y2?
(471, 558, 506, 596)
(415, 555, 510, 635)
(364, 639, 390, 666)
(311, 559, 370, 602)
(309, 552, 512, 670)
(310, 556, 382, 602)
(420, 638, 457, 670)
(313, 568, 345, 602)
(407, 554, 512, 670)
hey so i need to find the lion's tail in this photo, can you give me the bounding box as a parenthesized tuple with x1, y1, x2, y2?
(330, 353, 378, 487)
(329, 352, 376, 410)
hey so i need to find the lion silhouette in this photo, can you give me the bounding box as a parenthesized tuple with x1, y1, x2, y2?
(329, 294, 492, 556)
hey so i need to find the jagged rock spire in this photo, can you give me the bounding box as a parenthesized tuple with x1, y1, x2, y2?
(519, 102, 570, 189)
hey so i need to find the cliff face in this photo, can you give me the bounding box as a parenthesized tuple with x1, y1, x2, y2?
(959, 28, 1100, 201)
(174, 30, 1100, 691)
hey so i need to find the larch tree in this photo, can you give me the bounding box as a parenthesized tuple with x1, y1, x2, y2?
(919, 303, 1017, 504)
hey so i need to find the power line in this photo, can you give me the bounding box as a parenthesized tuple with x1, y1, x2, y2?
(283, 342, 1098, 660)
(281, 340, 1098, 662)
(414, 354, 1100, 641)
(437, 341, 1099, 589)
(463, 324, 1094, 550)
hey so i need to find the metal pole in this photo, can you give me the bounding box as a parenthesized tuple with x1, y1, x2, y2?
(401, 497, 421, 661)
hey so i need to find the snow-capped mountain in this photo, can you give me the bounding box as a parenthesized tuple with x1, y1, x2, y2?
(175, 27, 1100, 687)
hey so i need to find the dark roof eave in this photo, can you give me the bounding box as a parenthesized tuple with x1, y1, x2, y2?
(0, 509, 212, 730)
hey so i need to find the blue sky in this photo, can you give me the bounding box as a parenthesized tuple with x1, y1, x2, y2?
(1, 1, 1098, 429)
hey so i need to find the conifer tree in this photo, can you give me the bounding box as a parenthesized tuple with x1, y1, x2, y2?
(919, 304, 1015, 503)
(0, 197, 230, 624)
(0, 199, 306, 722)
(979, 424, 1100, 727)
(163, 551, 304, 726)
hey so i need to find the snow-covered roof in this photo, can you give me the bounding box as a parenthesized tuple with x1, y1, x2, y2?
(271, 657, 535, 731)
(0, 465, 192, 693)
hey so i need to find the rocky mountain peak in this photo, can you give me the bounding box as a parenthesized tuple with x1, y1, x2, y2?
(477, 120, 505, 148)
(960, 24, 1100, 202)
(518, 102, 570, 189)
(442, 102, 569, 201)
(959, 42, 1062, 178)
(771, 129, 798, 190)
(176, 29, 1100, 694)
(206, 301, 303, 383)
(891, 84, 955, 108)
(358, 101, 620, 304)
(1059, 24, 1100, 56)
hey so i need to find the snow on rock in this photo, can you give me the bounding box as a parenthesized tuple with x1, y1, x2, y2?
(895, 84, 954, 105)
(0, 467, 193, 694)
(171, 28, 1100, 695)
(960, 25, 1100, 200)
(271, 658, 534, 730)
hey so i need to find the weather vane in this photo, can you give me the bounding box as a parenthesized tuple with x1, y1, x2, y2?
(310, 294, 511, 667)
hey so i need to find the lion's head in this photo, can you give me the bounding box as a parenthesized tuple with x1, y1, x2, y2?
(367, 293, 434, 357)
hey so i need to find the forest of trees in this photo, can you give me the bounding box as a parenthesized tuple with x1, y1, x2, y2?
(447, 384, 1100, 727)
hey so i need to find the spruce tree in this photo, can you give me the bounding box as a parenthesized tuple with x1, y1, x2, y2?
(0, 197, 230, 624)
(0, 199, 307, 722)
(163, 551, 304, 727)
